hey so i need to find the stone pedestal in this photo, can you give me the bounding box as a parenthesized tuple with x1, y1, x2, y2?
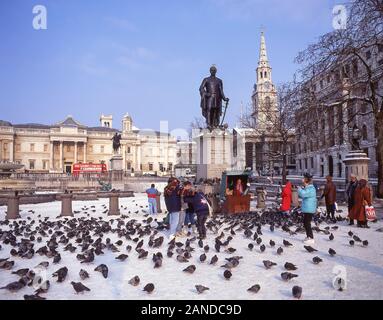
(6, 195, 20, 219)
(60, 193, 73, 217)
(256, 187, 266, 209)
(110, 155, 123, 181)
(291, 187, 300, 207)
(108, 193, 120, 216)
(156, 193, 162, 213)
(343, 150, 370, 181)
(194, 128, 233, 181)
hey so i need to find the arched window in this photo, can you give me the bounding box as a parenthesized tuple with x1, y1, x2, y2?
(260, 72, 263, 79)
(362, 124, 368, 140)
(264, 71, 267, 78)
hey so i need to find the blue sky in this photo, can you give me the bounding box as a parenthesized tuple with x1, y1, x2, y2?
(0, 0, 342, 132)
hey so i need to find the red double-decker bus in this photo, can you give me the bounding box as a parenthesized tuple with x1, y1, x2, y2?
(72, 163, 107, 176)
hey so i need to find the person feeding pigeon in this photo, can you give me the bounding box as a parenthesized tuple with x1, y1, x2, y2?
(164, 177, 182, 240)
(181, 185, 197, 235)
(182, 181, 210, 239)
(298, 173, 317, 245)
(321, 175, 337, 222)
(280, 180, 292, 215)
(146, 184, 159, 215)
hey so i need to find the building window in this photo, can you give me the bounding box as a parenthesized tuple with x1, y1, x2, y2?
(127, 146, 131, 154)
(310, 157, 314, 169)
(66, 145, 71, 152)
(148, 163, 153, 171)
(126, 162, 131, 170)
(362, 125, 368, 140)
(44, 144, 48, 152)
(304, 158, 308, 170)
(42, 160, 49, 170)
(100, 146, 104, 153)
(159, 163, 164, 172)
(168, 163, 173, 171)
(338, 163, 342, 178)
(30, 144, 35, 152)
(29, 160, 35, 170)
(16, 144, 21, 152)
(89, 145, 93, 153)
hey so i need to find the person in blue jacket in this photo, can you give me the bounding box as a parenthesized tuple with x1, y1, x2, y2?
(298, 173, 318, 245)
(182, 182, 210, 239)
(146, 184, 159, 214)
(164, 177, 182, 240)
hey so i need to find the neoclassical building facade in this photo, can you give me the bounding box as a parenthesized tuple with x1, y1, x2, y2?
(0, 114, 177, 175)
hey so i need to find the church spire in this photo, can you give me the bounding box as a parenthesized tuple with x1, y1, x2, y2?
(258, 31, 269, 68)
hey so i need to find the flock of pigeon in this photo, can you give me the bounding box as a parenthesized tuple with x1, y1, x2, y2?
(0, 196, 381, 300)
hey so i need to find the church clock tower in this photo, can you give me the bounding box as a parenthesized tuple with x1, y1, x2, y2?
(252, 31, 278, 130)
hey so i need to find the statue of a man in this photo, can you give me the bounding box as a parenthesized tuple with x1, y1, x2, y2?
(199, 65, 229, 129)
(350, 124, 362, 150)
(112, 132, 122, 153)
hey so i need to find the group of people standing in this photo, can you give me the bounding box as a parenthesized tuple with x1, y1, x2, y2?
(147, 178, 210, 240)
(278, 172, 373, 245)
(346, 174, 372, 228)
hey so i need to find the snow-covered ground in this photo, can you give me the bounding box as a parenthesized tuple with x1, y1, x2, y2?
(0, 193, 382, 300)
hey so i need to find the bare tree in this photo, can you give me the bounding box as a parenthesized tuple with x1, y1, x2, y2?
(240, 82, 297, 184)
(295, 0, 383, 197)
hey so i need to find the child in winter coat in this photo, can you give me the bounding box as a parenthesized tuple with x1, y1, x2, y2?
(280, 180, 292, 215)
(182, 182, 209, 239)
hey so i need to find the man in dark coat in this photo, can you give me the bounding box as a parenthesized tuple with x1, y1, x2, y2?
(321, 175, 337, 221)
(346, 174, 358, 225)
(199, 65, 229, 129)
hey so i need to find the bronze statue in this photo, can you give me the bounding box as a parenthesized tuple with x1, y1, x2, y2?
(350, 124, 362, 150)
(112, 132, 122, 153)
(199, 65, 229, 129)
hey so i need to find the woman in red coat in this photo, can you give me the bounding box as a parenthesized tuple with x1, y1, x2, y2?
(349, 179, 372, 228)
(280, 181, 292, 214)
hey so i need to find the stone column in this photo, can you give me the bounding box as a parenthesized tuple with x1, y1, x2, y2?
(7, 193, 20, 219)
(50, 142, 54, 171)
(60, 193, 74, 216)
(9, 140, 14, 162)
(83, 142, 87, 163)
(252, 143, 257, 171)
(74, 142, 78, 163)
(108, 193, 120, 215)
(0, 140, 3, 161)
(59, 141, 63, 172)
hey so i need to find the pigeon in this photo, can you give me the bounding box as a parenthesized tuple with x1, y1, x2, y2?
(128, 275, 140, 286)
(34, 280, 50, 295)
(284, 262, 298, 271)
(12, 268, 30, 277)
(292, 286, 302, 299)
(53, 254, 61, 264)
(177, 255, 189, 263)
(203, 245, 209, 252)
(353, 235, 362, 242)
(259, 244, 266, 252)
(215, 243, 221, 252)
(198, 239, 203, 248)
(256, 238, 262, 245)
(362, 240, 368, 247)
(183, 265, 196, 274)
(143, 283, 155, 294)
(52, 267, 68, 282)
(0, 280, 26, 292)
(71, 281, 91, 293)
(247, 284, 261, 293)
(304, 245, 317, 253)
(269, 240, 275, 247)
(283, 240, 293, 247)
(349, 240, 355, 246)
(312, 256, 323, 264)
(94, 264, 108, 278)
(281, 272, 299, 281)
(115, 254, 128, 261)
(223, 270, 232, 280)
(79, 269, 90, 280)
(210, 255, 218, 265)
(248, 243, 254, 251)
(195, 285, 209, 294)
(329, 233, 334, 241)
(277, 247, 283, 255)
(225, 247, 236, 254)
(328, 248, 336, 256)
(24, 294, 46, 300)
(199, 253, 207, 263)
(263, 260, 277, 269)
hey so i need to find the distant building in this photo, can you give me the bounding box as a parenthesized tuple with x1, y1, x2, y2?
(294, 44, 382, 179)
(0, 114, 177, 175)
